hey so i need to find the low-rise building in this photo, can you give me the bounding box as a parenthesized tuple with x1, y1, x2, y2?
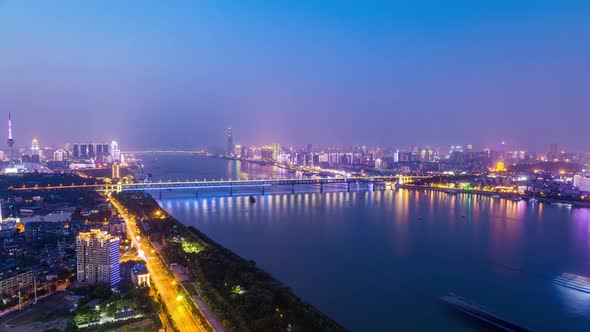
(131, 264, 150, 287)
(0, 269, 33, 296)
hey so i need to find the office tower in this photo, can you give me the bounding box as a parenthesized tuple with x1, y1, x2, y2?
(31, 138, 40, 156)
(80, 144, 88, 158)
(272, 144, 280, 161)
(96, 144, 104, 162)
(111, 141, 121, 161)
(7, 113, 14, 165)
(227, 128, 234, 155)
(307, 144, 312, 154)
(88, 143, 95, 158)
(76, 229, 121, 286)
(102, 144, 109, 157)
(73, 144, 80, 159)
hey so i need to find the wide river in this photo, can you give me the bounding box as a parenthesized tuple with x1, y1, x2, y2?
(142, 154, 590, 331)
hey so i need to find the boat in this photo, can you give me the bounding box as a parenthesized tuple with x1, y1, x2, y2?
(491, 195, 501, 199)
(442, 293, 532, 332)
(554, 202, 573, 208)
(510, 197, 523, 202)
(528, 198, 538, 203)
(248, 196, 256, 204)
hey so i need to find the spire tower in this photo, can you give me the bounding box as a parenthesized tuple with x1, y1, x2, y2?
(7, 113, 14, 165)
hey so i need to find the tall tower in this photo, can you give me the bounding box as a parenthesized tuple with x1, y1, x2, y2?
(7, 113, 14, 165)
(226, 128, 234, 155)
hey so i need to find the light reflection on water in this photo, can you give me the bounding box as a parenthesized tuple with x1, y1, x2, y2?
(158, 189, 590, 331)
(145, 154, 590, 331)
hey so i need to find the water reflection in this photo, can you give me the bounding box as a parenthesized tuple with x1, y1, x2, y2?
(158, 188, 590, 331)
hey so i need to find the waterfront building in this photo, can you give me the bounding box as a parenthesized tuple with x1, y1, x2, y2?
(227, 128, 234, 155)
(261, 145, 274, 161)
(76, 229, 121, 286)
(574, 175, 590, 192)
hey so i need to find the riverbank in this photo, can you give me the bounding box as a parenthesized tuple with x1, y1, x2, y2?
(400, 184, 590, 208)
(113, 191, 346, 332)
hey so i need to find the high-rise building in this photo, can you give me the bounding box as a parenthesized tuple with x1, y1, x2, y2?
(96, 144, 103, 162)
(7, 113, 14, 165)
(227, 128, 234, 155)
(53, 149, 65, 161)
(272, 144, 280, 161)
(549, 143, 559, 161)
(307, 144, 313, 154)
(31, 138, 40, 156)
(112, 162, 120, 179)
(261, 145, 274, 160)
(80, 144, 88, 158)
(76, 229, 121, 286)
(88, 144, 95, 159)
(102, 144, 109, 158)
(73, 144, 80, 159)
(111, 141, 121, 161)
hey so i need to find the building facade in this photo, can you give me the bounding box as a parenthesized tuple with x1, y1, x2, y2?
(0, 270, 33, 296)
(76, 229, 120, 286)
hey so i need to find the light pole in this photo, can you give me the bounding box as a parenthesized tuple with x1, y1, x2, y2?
(34, 276, 37, 304)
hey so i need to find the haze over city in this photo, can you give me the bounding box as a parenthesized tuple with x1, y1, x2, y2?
(1, 1, 589, 151)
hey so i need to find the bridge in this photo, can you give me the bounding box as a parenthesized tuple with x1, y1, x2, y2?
(10, 175, 429, 196)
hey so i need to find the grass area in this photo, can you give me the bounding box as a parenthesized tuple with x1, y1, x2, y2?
(181, 240, 206, 254)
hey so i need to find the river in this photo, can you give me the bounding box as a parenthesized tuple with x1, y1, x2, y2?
(141, 154, 590, 331)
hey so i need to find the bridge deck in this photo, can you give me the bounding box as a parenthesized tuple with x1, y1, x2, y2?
(10, 175, 429, 192)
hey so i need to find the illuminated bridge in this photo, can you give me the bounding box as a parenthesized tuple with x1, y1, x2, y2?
(10, 175, 430, 196)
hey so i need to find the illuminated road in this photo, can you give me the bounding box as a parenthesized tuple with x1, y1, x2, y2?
(111, 198, 208, 332)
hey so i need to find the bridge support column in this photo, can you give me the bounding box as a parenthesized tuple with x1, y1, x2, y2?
(229, 186, 233, 197)
(261, 186, 265, 195)
(347, 182, 350, 192)
(195, 190, 199, 198)
(159, 190, 162, 200)
(291, 183, 295, 194)
(372, 183, 376, 192)
(320, 183, 324, 193)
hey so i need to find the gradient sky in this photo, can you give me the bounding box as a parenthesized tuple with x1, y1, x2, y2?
(1, 1, 589, 151)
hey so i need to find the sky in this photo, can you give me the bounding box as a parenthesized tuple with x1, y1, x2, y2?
(0, 0, 589, 152)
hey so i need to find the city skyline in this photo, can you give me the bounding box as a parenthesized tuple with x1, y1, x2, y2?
(1, 1, 589, 151)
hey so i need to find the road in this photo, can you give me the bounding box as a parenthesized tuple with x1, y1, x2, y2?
(111, 197, 208, 332)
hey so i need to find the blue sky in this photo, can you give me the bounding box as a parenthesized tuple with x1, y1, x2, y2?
(1, 0, 589, 151)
